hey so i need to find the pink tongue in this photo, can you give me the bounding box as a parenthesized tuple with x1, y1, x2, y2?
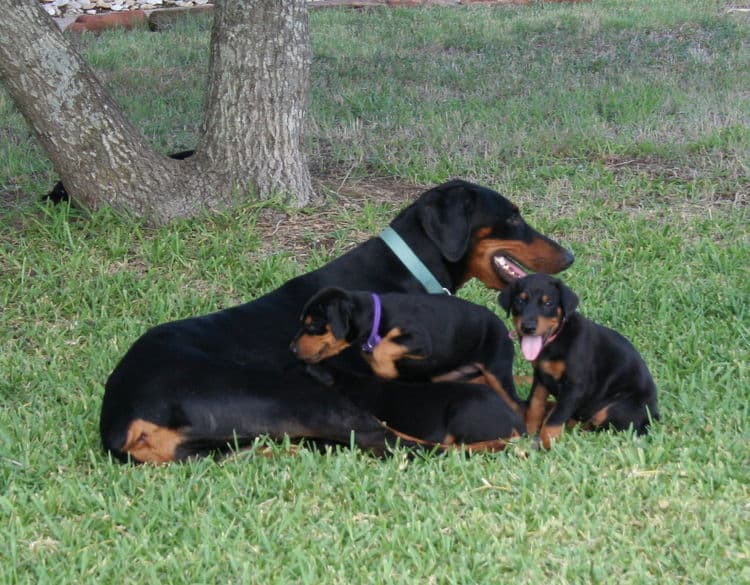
(521, 336, 544, 361)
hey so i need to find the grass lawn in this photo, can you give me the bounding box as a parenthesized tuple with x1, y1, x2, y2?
(1, 0, 748, 583)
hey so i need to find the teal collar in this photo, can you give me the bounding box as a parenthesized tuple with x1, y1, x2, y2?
(378, 227, 451, 295)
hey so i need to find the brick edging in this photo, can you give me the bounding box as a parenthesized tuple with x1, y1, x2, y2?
(60, 0, 589, 34)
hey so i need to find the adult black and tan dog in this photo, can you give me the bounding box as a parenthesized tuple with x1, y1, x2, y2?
(291, 287, 524, 417)
(100, 179, 574, 463)
(499, 273, 659, 448)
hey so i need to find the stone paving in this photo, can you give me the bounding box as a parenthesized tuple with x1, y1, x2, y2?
(41, 0, 587, 32)
(42, 0, 570, 19)
(40, 0, 209, 18)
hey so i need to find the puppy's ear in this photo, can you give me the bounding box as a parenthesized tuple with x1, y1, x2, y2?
(417, 184, 475, 262)
(556, 280, 579, 317)
(300, 287, 347, 321)
(498, 281, 516, 317)
(326, 293, 356, 340)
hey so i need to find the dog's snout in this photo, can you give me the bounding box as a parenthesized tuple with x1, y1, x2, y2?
(289, 340, 299, 354)
(521, 320, 537, 335)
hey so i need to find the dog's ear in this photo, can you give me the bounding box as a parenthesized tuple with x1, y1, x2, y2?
(417, 184, 475, 262)
(498, 281, 517, 317)
(555, 280, 579, 317)
(300, 287, 347, 321)
(325, 292, 357, 340)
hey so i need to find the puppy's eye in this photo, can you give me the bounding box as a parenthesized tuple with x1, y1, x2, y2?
(303, 319, 325, 334)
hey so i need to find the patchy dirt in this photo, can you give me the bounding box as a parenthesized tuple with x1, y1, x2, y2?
(604, 154, 736, 186)
(0, 189, 31, 211)
(53, 0, 590, 32)
(253, 160, 748, 261)
(601, 154, 749, 206)
(252, 176, 425, 260)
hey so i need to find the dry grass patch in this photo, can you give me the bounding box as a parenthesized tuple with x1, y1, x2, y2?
(253, 177, 424, 260)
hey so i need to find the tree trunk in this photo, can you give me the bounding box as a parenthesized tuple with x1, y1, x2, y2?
(0, 0, 317, 225)
(200, 0, 315, 205)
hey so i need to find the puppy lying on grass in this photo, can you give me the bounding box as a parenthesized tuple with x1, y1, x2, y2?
(499, 274, 659, 448)
(291, 287, 525, 416)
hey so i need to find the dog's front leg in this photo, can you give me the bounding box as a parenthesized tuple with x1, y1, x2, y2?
(538, 388, 580, 449)
(525, 381, 550, 434)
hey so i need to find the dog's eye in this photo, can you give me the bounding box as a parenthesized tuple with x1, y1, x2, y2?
(304, 320, 325, 334)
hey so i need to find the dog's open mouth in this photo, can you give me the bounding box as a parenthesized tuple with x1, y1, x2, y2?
(493, 255, 528, 283)
(520, 334, 545, 361)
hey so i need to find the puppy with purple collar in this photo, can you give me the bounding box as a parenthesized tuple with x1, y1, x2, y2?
(499, 274, 659, 448)
(291, 287, 525, 417)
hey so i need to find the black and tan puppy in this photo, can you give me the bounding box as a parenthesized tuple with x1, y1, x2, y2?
(499, 274, 658, 448)
(292, 287, 525, 416)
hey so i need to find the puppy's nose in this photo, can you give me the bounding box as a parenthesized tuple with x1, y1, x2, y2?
(521, 320, 537, 335)
(289, 341, 298, 354)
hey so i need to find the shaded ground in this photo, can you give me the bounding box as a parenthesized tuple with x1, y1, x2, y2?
(254, 177, 424, 259)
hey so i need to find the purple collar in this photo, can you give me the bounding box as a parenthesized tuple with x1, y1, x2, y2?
(361, 293, 383, 353)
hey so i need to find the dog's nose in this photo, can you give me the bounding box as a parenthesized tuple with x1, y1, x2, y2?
(521, 320, 537, 335)
(289, 341, 298, 354)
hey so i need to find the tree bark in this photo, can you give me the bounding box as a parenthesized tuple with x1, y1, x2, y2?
(0, 0, 317, 224)
(200, 0, 314, 205)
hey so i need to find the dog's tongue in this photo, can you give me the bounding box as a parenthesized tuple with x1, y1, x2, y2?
(521, 336, 544, 361)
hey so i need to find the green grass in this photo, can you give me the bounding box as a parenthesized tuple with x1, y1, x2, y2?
(1, 1, 749, 583)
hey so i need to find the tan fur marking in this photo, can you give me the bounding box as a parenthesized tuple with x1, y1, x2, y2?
(382, 422, 512, 453)
(539, 423, 564, 449)
(431, 363, 482, 383)
(525, 383, 550, 434)
(294, 325, 350, 363)
(382, 423, 436, 446)
(461, 438, 511, 453)
(364, 328, 409, 379)
(466, 375, 488, 385)
(591, 405, 611, 427)
(535, 314, 561, 338)
(476, 363, 524, 416)
(539, 359, 566, 380)
(463, 237, 507, 289)
(123, 419, 185, 464)
(492, 237, 572, 276)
